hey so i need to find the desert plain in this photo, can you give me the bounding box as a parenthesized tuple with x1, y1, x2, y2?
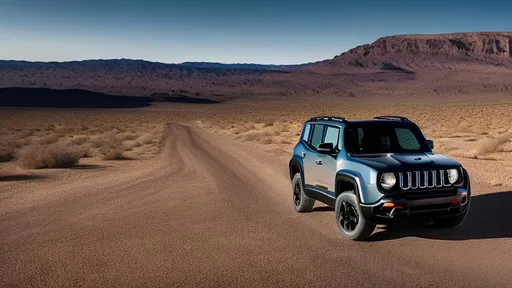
(2, 94, 512, 287)
(2, 32, 512, 287)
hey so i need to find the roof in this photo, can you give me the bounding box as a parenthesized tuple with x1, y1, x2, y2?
(306, 115, 411, 124)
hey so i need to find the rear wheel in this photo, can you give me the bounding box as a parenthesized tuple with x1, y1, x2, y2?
(335, 191, 375, 241)
(291, 173, 315, 213)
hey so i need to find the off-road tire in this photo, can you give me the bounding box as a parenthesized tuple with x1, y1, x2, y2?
(335, 191, 376, 241)
(291, 173, 315, 212)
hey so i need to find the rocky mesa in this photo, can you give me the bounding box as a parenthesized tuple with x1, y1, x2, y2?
(312, 32, 512, 72)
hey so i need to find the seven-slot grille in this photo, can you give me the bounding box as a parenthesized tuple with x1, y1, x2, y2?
(398, 170, 453, 190)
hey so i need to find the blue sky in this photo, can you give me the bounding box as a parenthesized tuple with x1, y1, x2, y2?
(0, 0, 510, 64)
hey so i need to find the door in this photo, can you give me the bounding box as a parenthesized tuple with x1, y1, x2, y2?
(302, 123, 324, 187)
(314, 125, 340, 192)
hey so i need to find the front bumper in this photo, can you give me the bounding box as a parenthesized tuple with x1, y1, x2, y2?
(360, 188, 470, 224)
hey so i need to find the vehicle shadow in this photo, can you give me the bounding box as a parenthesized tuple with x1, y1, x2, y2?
(0, 174, 47, 182)
(70, 164, 110, 170)
(367, 190, 512, 241)
(311, 206, 334, 212)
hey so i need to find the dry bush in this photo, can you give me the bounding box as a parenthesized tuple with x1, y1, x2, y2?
(88, 135, 103, 148)
(138, 133, 156, 145)
(67, 135, 89, 146)
(0, 145, 16, 162)
(474, 133, 511, 156)
(237, 130, 272, 142)
(259, 136, 274, 144)
(124, 139, 143, 148)
(118, 132, 140, 142)
(490, 178, 503, 187)
(231, 127, 245, 135)
(98, 132, 130, 160)
(17, 143, 83, 169)
(37, 134, 60, 145)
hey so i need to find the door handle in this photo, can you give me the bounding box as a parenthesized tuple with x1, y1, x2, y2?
(315, 160, 323, 165)
(302, 152, 306, 158)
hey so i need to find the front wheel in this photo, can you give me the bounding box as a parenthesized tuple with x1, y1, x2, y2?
(335, 191, 375, 241)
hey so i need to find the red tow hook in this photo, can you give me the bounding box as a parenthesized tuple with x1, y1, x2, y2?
(389, 205, 405, 217)
(452, 192, 468, 206)
(451, 199, 461, 206)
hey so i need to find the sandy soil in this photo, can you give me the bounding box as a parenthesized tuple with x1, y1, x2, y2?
(1, 98, 512, 287)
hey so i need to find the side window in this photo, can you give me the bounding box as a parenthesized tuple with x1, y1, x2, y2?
(302, 124, 311, 142)
(395, 128, 420, 150)
(357, 128, 364, 146)
(324, 126, 340, 149)
(310, 124, 325, 149)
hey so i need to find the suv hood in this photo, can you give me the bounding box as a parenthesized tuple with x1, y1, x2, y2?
(348, 152, 461, 171)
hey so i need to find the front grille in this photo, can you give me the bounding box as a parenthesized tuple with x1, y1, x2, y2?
(398, 170, 452, 190)
(403, 189, 457, 200)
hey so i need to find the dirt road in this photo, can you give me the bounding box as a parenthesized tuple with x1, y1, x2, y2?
(1, 123, 511, 287)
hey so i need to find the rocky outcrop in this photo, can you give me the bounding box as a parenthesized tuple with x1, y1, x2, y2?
(313, 32, 512, 71)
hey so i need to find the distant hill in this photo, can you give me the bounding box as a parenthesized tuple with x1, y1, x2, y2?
(180, 62, 313, 70)
(311, 32, 512, 72)
(0, 58, 359, 98)
(1, 32, 512, 99)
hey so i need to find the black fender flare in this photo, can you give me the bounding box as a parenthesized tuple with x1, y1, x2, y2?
(288, 157, 304, 186)
(335, 170, 365, 203)
(462, 167, 471, 200)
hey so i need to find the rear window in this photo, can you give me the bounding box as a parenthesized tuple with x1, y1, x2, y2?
(302, 124, 311, 141)
(324, 126, 340, 148)
(310, 124, 324, 149)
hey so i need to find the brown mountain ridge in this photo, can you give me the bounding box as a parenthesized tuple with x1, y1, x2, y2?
(312, 32, 512, 72)
(1, 32, 512, 100)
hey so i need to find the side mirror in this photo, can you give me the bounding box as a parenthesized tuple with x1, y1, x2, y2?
(427, 140, 434, 150)
(317, 142, 335, 154)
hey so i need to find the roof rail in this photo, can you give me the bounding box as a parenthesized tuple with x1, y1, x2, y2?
(373, 115, 409, 121)
(308, 116, 346, 122)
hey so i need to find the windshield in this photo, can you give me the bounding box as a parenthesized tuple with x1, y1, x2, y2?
(344, 122, 431, 154)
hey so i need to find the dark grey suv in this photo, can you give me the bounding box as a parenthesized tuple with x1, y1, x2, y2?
(288, 116, 471, 241)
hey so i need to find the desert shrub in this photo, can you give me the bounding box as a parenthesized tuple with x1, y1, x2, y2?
(137, 133, 155, 145)
(37, 134, 60, 145)
(0, 145, 16, 162)
(474, 133, 511, 156)
(88, 135, 103, 148)
(118, 132, 140, 142)
(238, 130, 272, 142)
(17, 143, 83, 169)
(231, 127, 245, 135)
(259, 136, 274, 144)
(67, 135, 89, 145)
(98, 132, 129, 160)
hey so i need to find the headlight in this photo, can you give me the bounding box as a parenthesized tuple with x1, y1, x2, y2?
(380, 173, 396, 190)
(447, 169, 459, 184)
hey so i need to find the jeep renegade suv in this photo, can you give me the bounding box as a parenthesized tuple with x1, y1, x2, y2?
(288, 116, 471, 241)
